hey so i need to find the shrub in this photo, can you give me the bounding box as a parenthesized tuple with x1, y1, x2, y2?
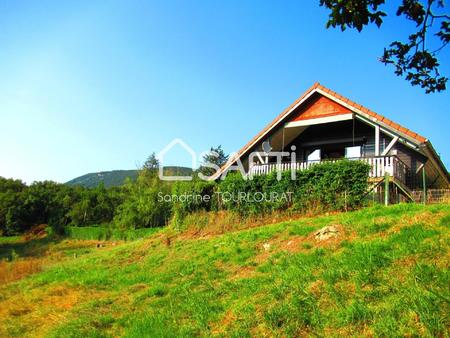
(170, 178, 217, 225)
(218, 160, 370, 215)
(114, 173, 172, 229)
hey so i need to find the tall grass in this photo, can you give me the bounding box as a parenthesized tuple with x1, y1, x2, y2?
(66, 225, 161, 241)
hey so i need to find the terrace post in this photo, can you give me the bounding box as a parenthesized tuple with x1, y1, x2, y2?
(384, 172, 389, 206)
(422, 167, 427, 204)
(375, 125, 380, 156)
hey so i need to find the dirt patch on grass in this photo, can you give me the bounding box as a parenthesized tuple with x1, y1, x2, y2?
(280, 236, 309, 252)
(252, 236, 310, 264)
(214, 261, 259, 280)
(309, 224, 357, 249)
(308, 279, 326, 298)
(323, 325, 374, 337)
(125, 233, 172, 263)
(210, 309, 237, 335)
(230, 265, 257, 280)
(41, 285, 84, 310)
(23, 224, 48, 241)
(253, 224, 353, 264)
(395, 255, 419, 268)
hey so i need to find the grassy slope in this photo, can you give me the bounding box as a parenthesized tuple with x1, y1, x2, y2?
(0, 204, 449, 337)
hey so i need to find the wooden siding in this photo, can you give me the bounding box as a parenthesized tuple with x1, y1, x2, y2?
(290, 95, 350, 121)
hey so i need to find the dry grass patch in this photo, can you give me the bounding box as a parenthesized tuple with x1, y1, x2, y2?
(214, 261, 258, 280)
(176, 209, 340, 239)
(386, 210, 445, 233)
(0, 258, 42, 284)
(0, 238, 121, 285)
(210, 309, 237, 335)
(0, 284, 107, 337)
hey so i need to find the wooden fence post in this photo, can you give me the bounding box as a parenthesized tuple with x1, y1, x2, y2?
(422, 167, 427, 205)
(384, 173, 389, 206)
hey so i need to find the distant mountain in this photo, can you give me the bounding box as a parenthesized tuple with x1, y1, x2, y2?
(66, 170, 139, 188)
(66, 167, 193, 188)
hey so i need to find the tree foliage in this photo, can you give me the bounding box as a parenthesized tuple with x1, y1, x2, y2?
(113, 171, 171, 229)
(0, 156, 370, 236)
(199, 145, 229, 178)
(143, 152, 160, 171)
(320, 0, 449, 93)
(0, 178, 124, 235)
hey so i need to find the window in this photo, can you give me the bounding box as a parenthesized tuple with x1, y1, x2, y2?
(345, 146, 361, 159)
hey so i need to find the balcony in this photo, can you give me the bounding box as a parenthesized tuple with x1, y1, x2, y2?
(248, 155, 408, 185)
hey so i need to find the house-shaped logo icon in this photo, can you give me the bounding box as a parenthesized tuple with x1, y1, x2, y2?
(157, 138, 196, 181)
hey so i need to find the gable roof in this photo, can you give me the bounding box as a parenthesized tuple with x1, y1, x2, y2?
(313, 83, 427, 143)
(290, 94, 351, 121)
(215, 82, 449, 180)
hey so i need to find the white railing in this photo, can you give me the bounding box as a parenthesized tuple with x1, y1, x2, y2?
(361, 156, 407, 183)
(249, 160, 320, 176)
(248, 156, 408, 184)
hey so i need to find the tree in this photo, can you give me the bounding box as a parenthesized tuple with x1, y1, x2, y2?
(113, 173, 172, 229)
(67, 184, 124, 227)
(0, 178, 27, 235)
(199, 145, 229, 178)
(320, 0, 449, 93)
(0, 176, 126, 235)
(143, 152, 160, 171)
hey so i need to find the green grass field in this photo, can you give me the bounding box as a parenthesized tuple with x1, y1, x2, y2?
(0, 203, 449, 337)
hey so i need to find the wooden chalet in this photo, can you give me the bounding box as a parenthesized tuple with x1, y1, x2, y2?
(216, 83, 449, 203)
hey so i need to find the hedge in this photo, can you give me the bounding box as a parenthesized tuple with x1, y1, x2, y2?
(218, 160, 371, 214)
(171, 179, 217, 223)
(170, 160, 371, 222)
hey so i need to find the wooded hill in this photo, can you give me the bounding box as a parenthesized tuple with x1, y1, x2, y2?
(66, 167, 193, 188)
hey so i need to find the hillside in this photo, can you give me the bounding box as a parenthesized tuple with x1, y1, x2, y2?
(0, 204, 449, 337)
(65, 170, 139, 188)
(66, 167, 193, 188)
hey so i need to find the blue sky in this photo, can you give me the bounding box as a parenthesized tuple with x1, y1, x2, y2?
(0, 0, 449, 183)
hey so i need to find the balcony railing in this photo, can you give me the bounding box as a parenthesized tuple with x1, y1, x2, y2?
(248, 156, 408, 184)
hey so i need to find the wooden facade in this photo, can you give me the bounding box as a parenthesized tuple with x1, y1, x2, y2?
(216, 83, 449, 202)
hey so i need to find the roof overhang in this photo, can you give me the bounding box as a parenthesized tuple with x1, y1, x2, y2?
(285, 113, 354, 128)
(420, 141, 450, 184)
(316, 88, 423, 150)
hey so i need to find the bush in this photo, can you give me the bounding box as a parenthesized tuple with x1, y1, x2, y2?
(171, 178, 217, 221)
(218, 160, 370, 215)
(113, 172, 172, 229)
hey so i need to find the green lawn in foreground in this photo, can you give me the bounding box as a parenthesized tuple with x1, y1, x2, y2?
(0, 203, 449, 337)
